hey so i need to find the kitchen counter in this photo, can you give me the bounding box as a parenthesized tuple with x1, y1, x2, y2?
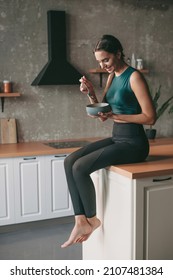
(0, 137, 173, 179)
(83, 138, 173, 260)
(0, 138, 100, 158)
(109, 138, 173, 179)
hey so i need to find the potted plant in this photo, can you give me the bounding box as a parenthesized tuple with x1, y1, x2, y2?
(145, 85, 173, 139)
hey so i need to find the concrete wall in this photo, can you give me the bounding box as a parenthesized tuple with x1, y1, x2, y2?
(0, 0, 173, 142)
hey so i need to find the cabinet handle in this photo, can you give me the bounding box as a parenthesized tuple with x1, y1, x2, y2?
(23, 157, 36, 160)
(54, 154, 68, 158)
(153, 176, 172, 182)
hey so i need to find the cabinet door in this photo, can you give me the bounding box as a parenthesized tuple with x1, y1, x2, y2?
(0, 159, 15, 226)
(144, 175, 173, 260)
(13, 156, 46, 223)
(45, 155, 73, 218)
(136, 175, 173, 260)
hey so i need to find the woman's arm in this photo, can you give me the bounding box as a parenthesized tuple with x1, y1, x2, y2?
(79, 76, 107, 121)
(79, 76, 98, 104)
(80, 75, 114, 122)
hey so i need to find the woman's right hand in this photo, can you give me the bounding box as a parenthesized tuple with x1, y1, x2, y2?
(79, 76, 94, 95)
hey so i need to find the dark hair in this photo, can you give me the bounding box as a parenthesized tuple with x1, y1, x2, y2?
(94, 34, 125, 60)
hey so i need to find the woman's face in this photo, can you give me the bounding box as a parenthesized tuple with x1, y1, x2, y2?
(94, 50, 121, 73)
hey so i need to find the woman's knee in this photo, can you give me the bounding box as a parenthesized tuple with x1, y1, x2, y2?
(64, 151, 82, 170)
(64, 153, 74, 170)
(72, 159, 87, 177)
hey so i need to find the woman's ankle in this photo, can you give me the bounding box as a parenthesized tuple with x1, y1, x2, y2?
(75, 215, 88, 225)
(87, 216, 101, 227)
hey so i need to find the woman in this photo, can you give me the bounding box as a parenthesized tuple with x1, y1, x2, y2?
(61, 34, 156, 248)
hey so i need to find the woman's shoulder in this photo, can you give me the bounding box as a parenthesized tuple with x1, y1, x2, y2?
(127, 66, 139, 75)
(130, 67, 144, 81)
(130, 68, 148, 91)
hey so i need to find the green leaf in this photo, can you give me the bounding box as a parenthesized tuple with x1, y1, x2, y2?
(156, 95, 173, 120)
(153, 85, 161, 110)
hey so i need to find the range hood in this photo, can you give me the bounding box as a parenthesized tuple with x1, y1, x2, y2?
(31, 11, 81, 85)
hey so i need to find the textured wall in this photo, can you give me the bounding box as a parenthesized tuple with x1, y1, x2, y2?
(0, 0, 173, 142)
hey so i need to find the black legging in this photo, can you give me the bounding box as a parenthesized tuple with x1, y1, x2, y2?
(64, 122, 149, 218)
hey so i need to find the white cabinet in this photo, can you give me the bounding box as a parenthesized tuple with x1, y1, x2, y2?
(13, 156, 46, 223)
(83, 170, 173, 260)
(136, 175, 173, 260)
(45, 154, 73, 218)
(0, 158, 15, 226)
(0, 154, 73, 226)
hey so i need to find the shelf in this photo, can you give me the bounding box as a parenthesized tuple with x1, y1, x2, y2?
(0, 93, 21, 97)
(0, 93, 21, 112)
(89, 69, 107, 87)
(89, 68, 108, 74)
(89, 68, 149, 87)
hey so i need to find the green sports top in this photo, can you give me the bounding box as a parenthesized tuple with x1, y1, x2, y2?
(105, 67, 141, 114)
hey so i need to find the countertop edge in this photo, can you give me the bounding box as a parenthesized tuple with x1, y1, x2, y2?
(108, 166, 173, 179)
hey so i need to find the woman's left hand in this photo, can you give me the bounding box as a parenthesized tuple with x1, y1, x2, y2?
(87, 114, 107, 122)
(87, 113, 109, 122)
(98, 111, 113, 120)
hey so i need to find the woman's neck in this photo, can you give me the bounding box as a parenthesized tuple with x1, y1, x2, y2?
(114, 61, 128, 77)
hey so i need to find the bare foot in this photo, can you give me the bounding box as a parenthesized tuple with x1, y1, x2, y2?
(61, 215, 101, 248)
(79, 216, 101, 242)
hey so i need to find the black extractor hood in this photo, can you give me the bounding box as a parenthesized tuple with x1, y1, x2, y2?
(31, 11, 82, 85)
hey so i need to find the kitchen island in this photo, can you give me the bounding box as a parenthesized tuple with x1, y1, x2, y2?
(83, 138, 173, 260)
(0, 137, 173, 259)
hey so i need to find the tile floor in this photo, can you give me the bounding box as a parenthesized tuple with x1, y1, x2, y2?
(0, 217, 82, 260)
